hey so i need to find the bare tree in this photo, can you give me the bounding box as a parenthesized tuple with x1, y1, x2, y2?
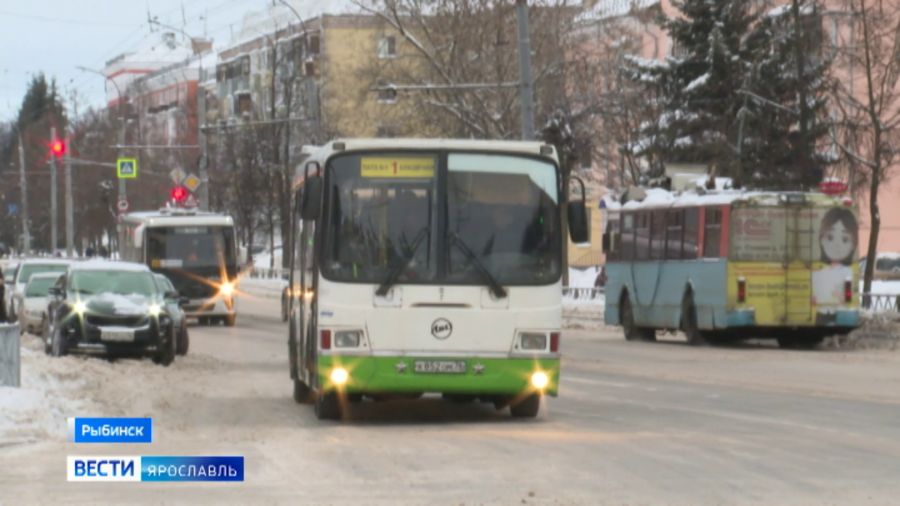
(830, 0, 900, 299)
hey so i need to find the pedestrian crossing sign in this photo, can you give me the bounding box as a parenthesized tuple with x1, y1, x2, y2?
(117, 158, 138, 179)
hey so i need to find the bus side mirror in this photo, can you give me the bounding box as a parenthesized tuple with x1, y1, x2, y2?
(568, 201, 589, 243)
(567, 175, 589, 243)
(300, 176, 323, 220)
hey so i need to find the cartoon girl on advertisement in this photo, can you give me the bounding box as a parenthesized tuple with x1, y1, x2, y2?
(812, 208, 858, 305)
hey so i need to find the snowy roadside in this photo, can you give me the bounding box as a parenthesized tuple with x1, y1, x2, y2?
(238, 277, 284, 300)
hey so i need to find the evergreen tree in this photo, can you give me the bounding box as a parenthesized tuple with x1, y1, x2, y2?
(741, 1, 832, 189)
(622, 1, 832, 189)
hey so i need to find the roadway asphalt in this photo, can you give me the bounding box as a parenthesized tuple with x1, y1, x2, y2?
(1, 294, 899, 505)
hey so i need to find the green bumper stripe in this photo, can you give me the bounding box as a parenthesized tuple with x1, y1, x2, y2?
(318, 355, 561, 396)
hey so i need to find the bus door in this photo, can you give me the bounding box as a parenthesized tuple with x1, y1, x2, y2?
(783, 202, 815, 324)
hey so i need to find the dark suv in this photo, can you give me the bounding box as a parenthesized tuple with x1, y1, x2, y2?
(45, 261, 177, 366)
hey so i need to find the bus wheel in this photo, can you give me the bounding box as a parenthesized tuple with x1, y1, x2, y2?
(620, 296, 655, 342)
(293, 379, 313, 404)
(510, 393, 541, 418)
(681, 295, 707, 346)
(315, 391, 341, 420)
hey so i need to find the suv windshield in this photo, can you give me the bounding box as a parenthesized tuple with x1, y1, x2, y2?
(321, 151, 560, 286)
(26, 276, 58, 297)
(71, 271, 158, 297)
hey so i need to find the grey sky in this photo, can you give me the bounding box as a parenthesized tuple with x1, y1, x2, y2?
(0, 0, 261, 122)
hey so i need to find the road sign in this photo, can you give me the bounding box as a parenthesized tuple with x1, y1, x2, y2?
(183, 173, 202, 193)
(169, 167, 187, 185)
(117, 198, 129, 213)
(117, 158, 138, 179)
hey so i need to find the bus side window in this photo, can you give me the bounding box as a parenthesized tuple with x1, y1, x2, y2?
(684, 208, 700, 259)
(605, 219, 619, 261)
(703, 208, 722, 258)
(666, 209, 684, 259)
(621, 213, 634, 260)
(635, 212, 650, 261)
(650, 211, 666, 260)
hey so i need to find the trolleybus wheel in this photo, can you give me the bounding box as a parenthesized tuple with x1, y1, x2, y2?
(620, 296, 655, 342)
(510, 393, 541, 418)
(681, 294, 708, 346)
(315, 391, 341, 420)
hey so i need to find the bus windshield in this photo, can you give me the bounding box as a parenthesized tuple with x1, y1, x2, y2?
(321, 151, 560, 286)
(147, 226, 236, 270)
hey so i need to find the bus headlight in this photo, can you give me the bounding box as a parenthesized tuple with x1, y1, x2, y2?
(530, 371, 549, 390)
(519, 332, 548, 350)
(330, 367, 349, 386)
(219, 282, 235, 297)
(334, 330, 363, 348)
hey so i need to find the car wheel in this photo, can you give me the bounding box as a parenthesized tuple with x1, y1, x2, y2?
(314, 391, 341, 420)
(154, 328, 175, 366)
(50, 322, 68, 357)
(176, 327, 189, 356)
(510, 393, 541, 418)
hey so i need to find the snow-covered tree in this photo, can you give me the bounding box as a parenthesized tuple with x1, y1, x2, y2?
(741, 0, 832, 190)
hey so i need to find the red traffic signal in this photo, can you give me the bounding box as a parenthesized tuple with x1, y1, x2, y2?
(50, 139, 66, 157)
(170, 185, 189, 203)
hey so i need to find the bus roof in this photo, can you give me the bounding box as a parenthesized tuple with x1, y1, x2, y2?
(122, 208, 234, 228)
(602, 188, 851, 212)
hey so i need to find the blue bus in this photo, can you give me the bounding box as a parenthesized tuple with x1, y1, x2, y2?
(602, 189, 861, 348)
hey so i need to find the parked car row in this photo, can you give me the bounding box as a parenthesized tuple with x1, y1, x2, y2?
(1, 257, 191, 366)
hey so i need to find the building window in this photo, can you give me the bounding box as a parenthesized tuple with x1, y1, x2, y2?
(304, 61, 316, 77)
(377, 82, 397, 103)
(236, 93, 252, 116)
(378, 36, 396, 58)
(308, 35, 320, 55)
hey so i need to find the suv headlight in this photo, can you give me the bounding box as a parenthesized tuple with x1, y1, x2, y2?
(519, 332, 548, 351)
(334, 330, 363, 348)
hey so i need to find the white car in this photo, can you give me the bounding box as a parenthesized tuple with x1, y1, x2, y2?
(18, 272, 62, 335)
(9, 259, 71, 323)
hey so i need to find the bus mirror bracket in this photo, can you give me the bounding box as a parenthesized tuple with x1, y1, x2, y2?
(567, 176, 589, 244)
(301, 176, 323, 220)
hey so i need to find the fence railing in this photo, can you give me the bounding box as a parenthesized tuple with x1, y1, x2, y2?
(562, 287, 604, 301)
(0, 323, 21, 387)
(861, 293, 900, 313)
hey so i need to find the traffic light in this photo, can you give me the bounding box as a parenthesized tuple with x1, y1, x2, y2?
(49, 139, 66, 157)
(170, 185, 189, 203)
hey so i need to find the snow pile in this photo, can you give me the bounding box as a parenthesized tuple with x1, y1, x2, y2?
(568, 267, 600, 288)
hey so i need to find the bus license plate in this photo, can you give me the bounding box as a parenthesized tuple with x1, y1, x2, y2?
(101, 330, 135, 342)
(413, 360, 466, 374)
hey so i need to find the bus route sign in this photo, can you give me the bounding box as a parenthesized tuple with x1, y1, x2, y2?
(360, 157, 435, 178)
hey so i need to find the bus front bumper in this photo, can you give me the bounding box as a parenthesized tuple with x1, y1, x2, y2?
(317, 355, 561, 397)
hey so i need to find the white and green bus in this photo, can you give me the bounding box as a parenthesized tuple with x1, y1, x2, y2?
(287, 139, 588, 419)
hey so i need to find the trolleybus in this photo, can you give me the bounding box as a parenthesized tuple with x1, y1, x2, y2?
(120, 208, 239, 326)
(287, 139, 588, 419)
(602, 189, 860, 348)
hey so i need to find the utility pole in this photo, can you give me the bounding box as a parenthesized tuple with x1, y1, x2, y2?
(17, 133, 30, 253)
(198, 84, 209, 210)
(50, 126, 59, 253)
(118, 122, 126, 215)
(64, 133, 74, 257)
(515, 0, 535, 140)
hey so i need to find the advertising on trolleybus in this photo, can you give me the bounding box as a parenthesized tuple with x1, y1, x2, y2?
(602, 189, 860, 348)
(119, 208, 239, 326)
(286, 138, 589, 419)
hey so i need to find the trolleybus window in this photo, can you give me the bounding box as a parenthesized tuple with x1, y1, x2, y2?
(703, 208, 722, 257)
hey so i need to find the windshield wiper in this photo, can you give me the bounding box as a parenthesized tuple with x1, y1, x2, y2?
(375, 227, 429, 296)
(449, 232, 507, 299)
